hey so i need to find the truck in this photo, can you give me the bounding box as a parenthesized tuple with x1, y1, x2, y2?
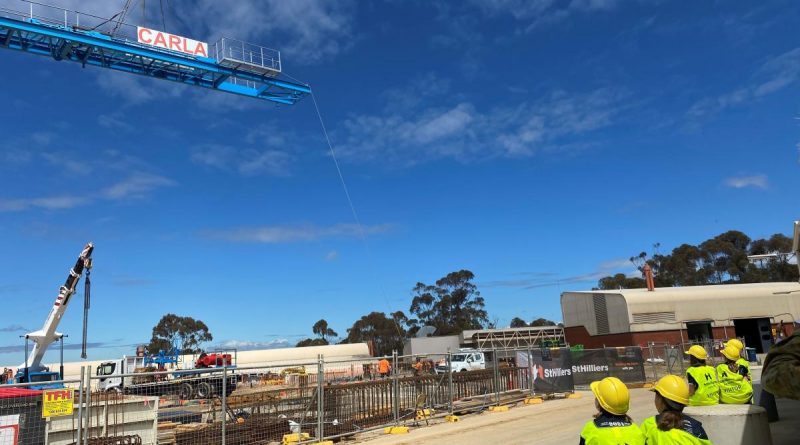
(6, 243, 94, 389)
(96, 350, 238, 399)
(435, 349, 486, 374)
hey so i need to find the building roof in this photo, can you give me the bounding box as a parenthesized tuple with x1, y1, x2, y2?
(561, 282, 800, 334)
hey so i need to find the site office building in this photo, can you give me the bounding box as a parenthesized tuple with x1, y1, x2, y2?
(560, 282, 800, 353)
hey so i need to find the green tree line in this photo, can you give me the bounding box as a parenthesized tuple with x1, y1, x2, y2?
(597, 230, 797, 289)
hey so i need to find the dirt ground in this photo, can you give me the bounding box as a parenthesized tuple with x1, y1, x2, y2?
(355, 386, 799, 445)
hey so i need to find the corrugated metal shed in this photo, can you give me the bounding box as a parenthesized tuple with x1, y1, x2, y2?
(561, 282, 800, 335)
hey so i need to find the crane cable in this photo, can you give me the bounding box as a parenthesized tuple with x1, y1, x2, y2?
(310, 92, 406, 346)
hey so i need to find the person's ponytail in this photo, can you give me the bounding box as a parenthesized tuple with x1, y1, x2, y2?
(657, 409, 684, 431)
(655, 392, 685, 432)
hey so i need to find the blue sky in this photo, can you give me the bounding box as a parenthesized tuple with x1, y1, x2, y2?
(1, 0, 799, 365)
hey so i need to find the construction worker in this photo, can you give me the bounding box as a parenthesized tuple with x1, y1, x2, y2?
(377, 357, 391, 379)
(684, 345, 719, 406)
(579, 377, 644, 444)
(762, 330, 800, 399)
(723, 338, 751, 380)
(412, 357, 423, 376)
(716, 345, 752, 404)
(641, 375, 712, 444)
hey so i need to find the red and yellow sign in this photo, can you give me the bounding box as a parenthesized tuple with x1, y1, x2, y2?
(42, 389, 74, 418)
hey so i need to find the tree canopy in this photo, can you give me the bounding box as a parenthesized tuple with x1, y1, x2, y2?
(509, 317, 561, 327)
(297, 319, 339, 347)
(598, 230, 798, 289)
(342, 311, 408, 357)
(147, 314, 212, 354)
(409, 270, 488, 336)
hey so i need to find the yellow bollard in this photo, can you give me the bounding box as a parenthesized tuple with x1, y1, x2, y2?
(488, 405, 509, 412)
(445, 415, 460, 422)
(383, 426, 410, 434)
(282, 433, 310, 444)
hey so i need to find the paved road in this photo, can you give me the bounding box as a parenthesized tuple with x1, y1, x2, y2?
(356, 386, 799, 445)
(357, 389, 655, 445)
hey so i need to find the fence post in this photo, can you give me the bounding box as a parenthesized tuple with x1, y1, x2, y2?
(526, 347, 534, 396)
(647, 343, 656, 382)
(492, 348, 499, 407)
(392, 350, 399, 424)
(222, 366, 227, 445)
(447, 349, 453, 414)
(317, 354, 324, 442)
(83, 368, 91, 445)
(77, 366, 85, 444)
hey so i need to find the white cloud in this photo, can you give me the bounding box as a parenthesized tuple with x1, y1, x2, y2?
(325, 250, 339, 261)
(0, 196, 90, 212)
(688, 47, 800, 119)
(95, 71, 185, 106)
(483, 257, 637, 289)
(0, 171, 175, 213)
(97, 112, 134, 131)
(216, 339, 292, 351)
(102, 172, 176, 200)
(40, 152, 93, 175)
(191, 144, 292, 177)
(337, 78, 629, 164)
(203, 223, 392, 243)
(723, 174, 768, 190)
(467, 0, 620, 32)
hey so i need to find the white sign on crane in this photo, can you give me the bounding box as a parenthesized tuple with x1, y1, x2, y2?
(137, 27, 208, 57)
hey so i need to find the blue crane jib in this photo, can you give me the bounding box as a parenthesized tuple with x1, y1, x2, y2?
(0, 2, 310, 105)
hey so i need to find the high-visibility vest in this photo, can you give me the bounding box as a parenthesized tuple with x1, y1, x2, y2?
(640, 416, 712, 445)
(580, 418, 644, 444)
(686, 366, 719, 406)
(377, 359, 390, 374)
(736, 358, 751, 380)
(716, 363, 753, 404)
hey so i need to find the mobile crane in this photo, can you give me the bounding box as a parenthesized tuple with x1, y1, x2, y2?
(10, 242, 94, 388)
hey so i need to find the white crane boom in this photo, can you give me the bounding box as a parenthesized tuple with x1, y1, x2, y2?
(22, 243, 93, 372)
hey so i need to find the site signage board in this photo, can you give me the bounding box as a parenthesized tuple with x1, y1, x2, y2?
(136, 27, 209, 57)
(41, 389, 73, 418)
(569, 347, 646, 385)
(518, 348, 575, 393)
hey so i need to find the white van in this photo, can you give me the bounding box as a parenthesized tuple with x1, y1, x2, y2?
(435, 350, 486, 373)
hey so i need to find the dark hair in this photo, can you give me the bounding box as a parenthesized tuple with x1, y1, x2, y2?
(655, 393, 685, 432)
(595, 406, 633, 424)
(689, 356, 705, 366)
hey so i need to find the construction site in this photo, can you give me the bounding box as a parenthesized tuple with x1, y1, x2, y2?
(1, 1, 799, 445)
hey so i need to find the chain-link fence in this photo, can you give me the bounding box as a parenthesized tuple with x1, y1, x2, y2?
(643, 338, 746, 382)
(2, 343, 721, 444)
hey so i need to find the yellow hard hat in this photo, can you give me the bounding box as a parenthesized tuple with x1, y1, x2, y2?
(725, 339, 744, 352)
(651, 375, 690, 406)
(721, 345, 740, 361)
(590, 377, 630, 415)
(685, 345, 707, 360)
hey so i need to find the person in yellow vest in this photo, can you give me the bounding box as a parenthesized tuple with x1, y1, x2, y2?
(641, 375, 712, 444)
(716, 345, 753, 404)
(723, 339, 751, 380)
(684, 345, 719, 406)
(579, 377, 645, 444)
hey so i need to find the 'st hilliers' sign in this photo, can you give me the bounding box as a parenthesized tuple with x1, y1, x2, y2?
(137, 27, 208, 57)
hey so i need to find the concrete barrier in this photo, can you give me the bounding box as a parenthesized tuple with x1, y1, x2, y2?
(684, 404, 772, 445)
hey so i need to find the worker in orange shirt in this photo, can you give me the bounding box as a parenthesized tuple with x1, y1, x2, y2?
(378, 357, 391, 378)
